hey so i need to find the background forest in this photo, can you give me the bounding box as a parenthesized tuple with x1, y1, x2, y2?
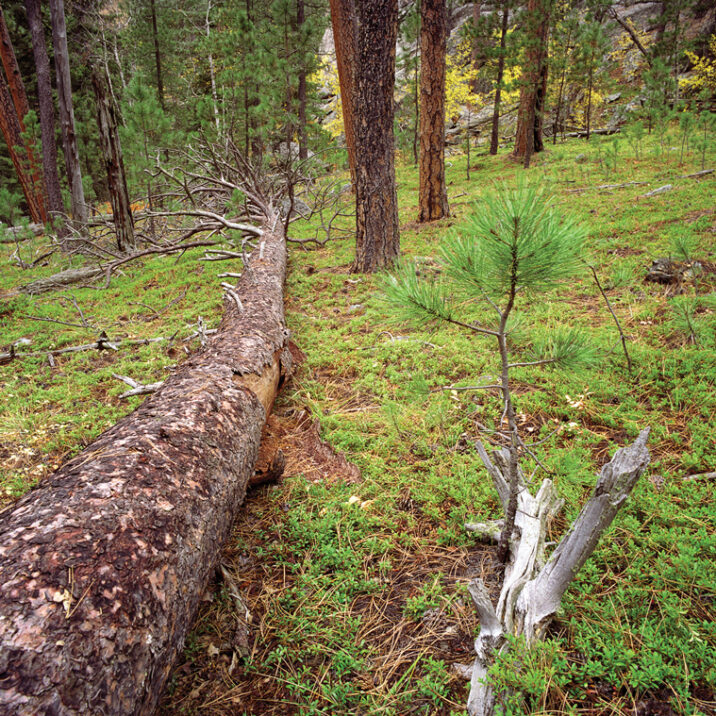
(0, 0, 715, 714)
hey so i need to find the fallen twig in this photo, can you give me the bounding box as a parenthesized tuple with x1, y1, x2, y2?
(112, 374, 164, 399)
(642, 184, 673, 197)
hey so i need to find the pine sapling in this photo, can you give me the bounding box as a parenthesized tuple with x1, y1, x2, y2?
(384, 183, 592, 564)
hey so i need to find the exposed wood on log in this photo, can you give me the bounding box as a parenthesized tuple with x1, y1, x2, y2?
(0, 216, 292, 715)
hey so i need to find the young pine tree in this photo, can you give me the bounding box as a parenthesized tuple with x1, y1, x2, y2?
(384, 183, 592, 563)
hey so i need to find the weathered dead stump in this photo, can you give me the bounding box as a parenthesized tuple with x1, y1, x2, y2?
(0, 218, 291, 715)
(464, 429, 651, 716)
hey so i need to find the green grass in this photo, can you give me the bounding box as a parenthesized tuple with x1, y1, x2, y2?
(2, 126, 715, 715)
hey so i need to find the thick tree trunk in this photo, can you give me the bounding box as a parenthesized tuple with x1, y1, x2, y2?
(489, 3, 509, 156)
(24, 0, 65, 221)
(0, 219, 292, 715)
(49, 0, 87, 224)
(328, 0, 357, 187)
(351, 0, 400, 272)
(418, 0, 449, 222)
(512, 0, 551, 161)
(91, 68, 135, 252)
(0, 5, 47, 224)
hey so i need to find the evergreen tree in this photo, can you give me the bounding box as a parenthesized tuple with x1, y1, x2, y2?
(384, 183, 591, 562)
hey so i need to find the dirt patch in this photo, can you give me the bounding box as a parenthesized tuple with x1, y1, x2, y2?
(255, 407, 361, 485)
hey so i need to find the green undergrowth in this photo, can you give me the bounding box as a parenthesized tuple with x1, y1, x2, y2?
(2, 128, 715, 714)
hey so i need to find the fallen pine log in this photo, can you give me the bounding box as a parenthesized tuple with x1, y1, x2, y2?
(0, 215, 292, 715)
(0, 222, 45, 242)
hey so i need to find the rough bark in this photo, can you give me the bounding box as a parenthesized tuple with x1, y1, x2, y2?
(512, 0, 551, 161)
(0, 218, 292, 715)
(150, 0, 165, 111)
(328, 0, 357, 186)
(49, 0, 87, 224)
(24, 0, 65, 221)
(489, 3, 509, 156)
(418, 0, 449, 222)
(0, 5, 47, 224)
(351, 0, 400, 272)
(296, 0, 308, 161)
(91, 68, 135, 252)
(466, 430, 651, 716)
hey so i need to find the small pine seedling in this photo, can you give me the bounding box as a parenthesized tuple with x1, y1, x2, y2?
(383, 183, 594, 563)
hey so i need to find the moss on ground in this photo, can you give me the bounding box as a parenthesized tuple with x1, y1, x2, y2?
(1, 131, 714, 714)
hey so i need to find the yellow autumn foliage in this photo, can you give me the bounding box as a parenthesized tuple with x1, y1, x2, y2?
(680, 35, 716, 95)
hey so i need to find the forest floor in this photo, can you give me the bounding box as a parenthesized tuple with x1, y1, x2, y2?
(1, 132, 715, 715)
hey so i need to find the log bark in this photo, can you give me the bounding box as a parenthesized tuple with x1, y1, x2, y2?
(0, 218, 291, 715)
(351, 0, 400, 272)
(418, 0, 449, 222)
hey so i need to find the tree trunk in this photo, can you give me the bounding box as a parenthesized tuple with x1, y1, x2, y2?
(296, 0, 308, 161)
(91, 68, 135, 253)
(418, 0, 449, 222)
(470, 0, 482, 94)
(533, 51, 548, 153)
(351, 0, 400, 272)
(49, 0, 87, 224)
(512, 0, 551, 160)
(150, 0, 165, 111)
(328, 0, 357, 187)
(0, 218, 292, 716)
(25, 0, 65, 221)
(0, 5, 47, 224)
(489, 3, 508, 156)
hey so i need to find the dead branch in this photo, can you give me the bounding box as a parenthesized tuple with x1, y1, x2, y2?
(112, 373, 164, 399)
(466, 430, 650, 715)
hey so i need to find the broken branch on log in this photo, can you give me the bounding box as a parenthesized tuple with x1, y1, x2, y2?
(112, 373, 164, 399)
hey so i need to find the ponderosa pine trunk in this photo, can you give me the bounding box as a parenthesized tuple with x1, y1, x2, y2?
(328, 0, 357, 187)
(150, 0, 165, 111)
(49, 0, 87, 224)
(489, 2, 509, 156)
(91, 68, 135, 252)
(418, 0, 449, 222)
(24, 0, 64, 221)
(0, 218, 292, 716)
(297, 0, 308, 160)
(512, 0, 551, 161)
(0, 5, 46, 224)
(351, 0, 400, 272)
